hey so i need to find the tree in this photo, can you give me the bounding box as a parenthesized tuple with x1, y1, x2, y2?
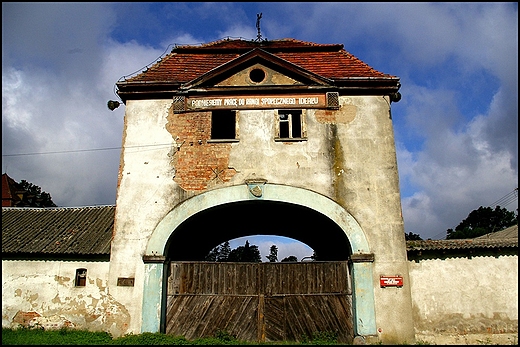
(8, 177, 57, 207)
(204, 241, 232, 261)
(204, 246, 220, 261)
(218, 241, 231, 262)
(227, 240, 262, 262)
(405, 232, 422, 240)
(266, 245, 278, 262)
(207, 240, 262, 262)
(281, 255, 298, 262)
(446, 205, 518, 239)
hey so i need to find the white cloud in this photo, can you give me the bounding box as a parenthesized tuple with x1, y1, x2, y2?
(398, 84, 518, 239)
(2, 2, 517, 242)
(2, 4, 165, 207)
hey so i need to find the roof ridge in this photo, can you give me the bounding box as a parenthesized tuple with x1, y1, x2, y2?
(170, 37, 344, 53)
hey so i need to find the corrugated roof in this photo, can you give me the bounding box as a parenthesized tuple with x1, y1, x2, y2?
(406, 225, 518, 251)
(2, 205, 114, 258)
(3, 204, 516, 259)
(474, 224, 518, 239)
(120, 38, 394, 84)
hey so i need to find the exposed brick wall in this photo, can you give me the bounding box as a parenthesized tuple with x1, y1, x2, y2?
(314, 109, 337, 123)
(166, 110, 236, 191)
(315, 106, 356, 124)
(12, 311, 41, 326)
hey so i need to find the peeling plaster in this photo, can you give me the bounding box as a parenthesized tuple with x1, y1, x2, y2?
(54, 275, 70, 285)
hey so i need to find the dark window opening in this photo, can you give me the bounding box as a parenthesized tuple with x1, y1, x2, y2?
(211, 110, 236, 140)
(291, 112, 302, 138)
(75, 268, 87, 287)
(278, 110, 303, 139)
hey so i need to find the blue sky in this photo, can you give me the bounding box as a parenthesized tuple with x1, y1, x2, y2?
(2, 3, 518, 260)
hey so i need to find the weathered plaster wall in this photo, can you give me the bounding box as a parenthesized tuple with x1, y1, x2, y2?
(110, 99, 183, 336)
(324, 96, 414, 344)
(110, 94, 415, 342)
(226, 108, 333, 194)
(1, 260, 130, 336)
(408, 254, 518, 344)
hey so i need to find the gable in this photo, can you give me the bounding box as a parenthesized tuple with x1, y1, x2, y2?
(216, 63, 301, 87)
(180, 48, 333, 91)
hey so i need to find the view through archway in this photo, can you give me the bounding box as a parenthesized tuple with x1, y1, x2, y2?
(165, 199, 352, 261)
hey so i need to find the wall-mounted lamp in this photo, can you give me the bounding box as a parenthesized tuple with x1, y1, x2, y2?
(389, 92, 401, 103)
(107, 100, 121, 111)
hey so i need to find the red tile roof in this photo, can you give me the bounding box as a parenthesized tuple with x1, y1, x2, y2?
(2, 173, 20, 207)
(122, 38, 393, 84)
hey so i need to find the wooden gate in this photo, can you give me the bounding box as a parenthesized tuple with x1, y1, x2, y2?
(165, 261, 353, 343)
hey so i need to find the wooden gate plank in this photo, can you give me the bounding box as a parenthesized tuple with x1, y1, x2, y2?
(165, 261, 353, 343)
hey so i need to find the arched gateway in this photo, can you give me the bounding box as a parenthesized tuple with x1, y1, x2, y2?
(109, 37, 416, 343)
(141, 184, 376, 341)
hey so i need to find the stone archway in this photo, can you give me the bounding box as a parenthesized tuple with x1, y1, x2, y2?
(141, 183, 376, 337)
(165, 198, 353, 262)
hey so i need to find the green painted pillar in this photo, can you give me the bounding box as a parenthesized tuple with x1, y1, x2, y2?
(141, 256, 166, 333)
(350, 254, 377, 336)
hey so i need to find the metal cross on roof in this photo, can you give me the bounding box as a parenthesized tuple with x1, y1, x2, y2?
(256, 13, 263, 42)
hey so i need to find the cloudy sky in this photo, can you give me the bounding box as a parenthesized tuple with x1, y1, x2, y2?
(2, 3, 518, 260)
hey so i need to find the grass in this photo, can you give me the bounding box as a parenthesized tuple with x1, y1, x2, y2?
(1, 327, 345, 345)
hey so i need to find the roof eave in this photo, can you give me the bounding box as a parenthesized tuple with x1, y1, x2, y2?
(117, 79, 401, 102)
(1, 252, 111, 261)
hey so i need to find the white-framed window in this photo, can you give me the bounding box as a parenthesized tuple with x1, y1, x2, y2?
(75, 268, 87, 287)
(275, 110, 306, 141)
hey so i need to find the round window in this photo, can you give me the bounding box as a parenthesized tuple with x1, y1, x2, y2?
(249, 68, 266, 83)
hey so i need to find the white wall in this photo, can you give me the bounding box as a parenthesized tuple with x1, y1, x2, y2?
(408, 254, 518, 344)
(1, 260, 131, 337)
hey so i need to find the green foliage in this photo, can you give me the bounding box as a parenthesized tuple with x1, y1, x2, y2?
(111, 332, 190, 345)
(219, 241, 231, 261)
(204, 247, 219, 261)
(300, 330, 338, 344)
(1, 327, 251, 345)
(227, 240, 261, 262)
(266, 245, 278, 262)
(18, 179, 57, 207)
(1, 326, 440, 345)
(191, 329, 243, 345)
(446, 205, 518, 239)
(1, 326, 112, 345)
(205, 240, 302, 263)
(205, 241, 231, 262)
(206, 240, 261, 262)
(281, 255, 298, 262)
(405, 232, 422, 240)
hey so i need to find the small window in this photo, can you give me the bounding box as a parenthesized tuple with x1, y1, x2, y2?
(249, 68, 266, 83)
(75, 268, 87, 287)
(277, 110, 304, 140)
(211, 110, 237, 140)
